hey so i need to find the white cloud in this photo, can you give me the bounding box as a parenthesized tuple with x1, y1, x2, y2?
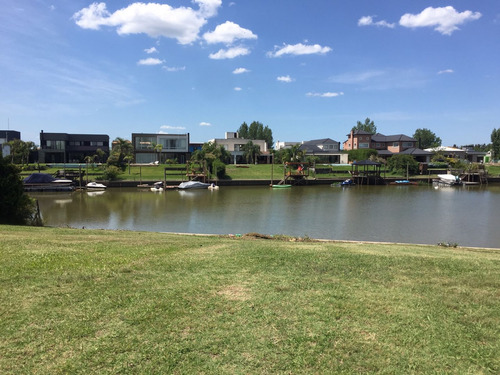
(160, 125, 186, 130)
(306, 92, 344, 98)
(267, 43, 332, 58)
(209, 46, 250, 59)
(144, 47, 158, 54)
(233, 67, 250, 74)
(277, 75, 294, 83)
(199, 122, 212, 126)
(163, 66, 186, 72)
(358, 16, 395, 28)
(399, 6, 481, 35)
(137, 57, 163, 65)
(234, 87, 242, 91)
(438, 69, 454, 75)
(203, 21, 257, 44)
(329, 70, 385, 84)
(73, 1, 222, 44)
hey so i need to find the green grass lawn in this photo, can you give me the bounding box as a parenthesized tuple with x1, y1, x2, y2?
(1, 225, 498, 374)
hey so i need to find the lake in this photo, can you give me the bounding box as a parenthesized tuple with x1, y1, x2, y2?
(30, 184, 500, 249)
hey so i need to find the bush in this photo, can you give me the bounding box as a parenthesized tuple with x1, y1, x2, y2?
(211, 160, 226, 179)
(0, 157, 42, 226)
(387, 154, 419, 175)
(102, 165, 121, 180)
(348, 149, 378, 162)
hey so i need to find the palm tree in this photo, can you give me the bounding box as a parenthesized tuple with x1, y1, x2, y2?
(109, 137, 133, 168)
(242, 141, 261, 164)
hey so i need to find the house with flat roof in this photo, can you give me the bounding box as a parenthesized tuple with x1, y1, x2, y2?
(210, 132, 269, 164)
(38, 131, 109, 163)
(132, 133, 190, 164)
(0, 130, 21, 158)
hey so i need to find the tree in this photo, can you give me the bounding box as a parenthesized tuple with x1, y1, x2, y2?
(491, 128, 500, 159)
(0, 156, 41, 225)
(237, 121, 274, 149)
(347, 149, 377, 162)
(242, 141, 261, 164)
(107, 137, 133, 170)
(282, 144, 305, 162)
(386, 154, 420, 176)
(352, 118, 377, 134)
(413, 128, 442, 149)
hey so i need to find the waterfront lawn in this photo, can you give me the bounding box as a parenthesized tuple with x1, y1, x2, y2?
(1, 225, 499, 374)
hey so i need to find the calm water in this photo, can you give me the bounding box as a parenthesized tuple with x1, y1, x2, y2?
(30, 184, 500, 248)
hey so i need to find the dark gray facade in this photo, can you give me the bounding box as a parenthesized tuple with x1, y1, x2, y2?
(39, 131, 109, 163)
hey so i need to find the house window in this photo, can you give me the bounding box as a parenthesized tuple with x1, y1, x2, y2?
(393, 142, 399, 147)
(403, 142, 413, 147)
(376, 143, 381, 147)
(359, 143, 369, 148)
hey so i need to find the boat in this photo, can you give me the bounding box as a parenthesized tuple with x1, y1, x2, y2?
(332, 179, 355, 187)
(271, 184, 292, 188)
(208, 183, 219, 190)
(23, 173, 74, 192)
(178, 181, 211, 189)
(436, 174, 462, 186)
(86, 182, 106, 190)
(389, 180, 418, 185)
(151, 181, 164, 192)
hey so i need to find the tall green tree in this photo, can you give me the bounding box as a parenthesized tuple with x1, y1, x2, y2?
(491, 128, 500, 159)
(6, 139, 35, 165)
(237, 121, 274, 149)
(413, 128, 442, 149)
(0, 156, 41, 225)
(352, 118, 377, 134)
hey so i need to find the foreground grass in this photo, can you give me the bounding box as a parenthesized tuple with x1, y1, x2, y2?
(1, 226, 499, 374)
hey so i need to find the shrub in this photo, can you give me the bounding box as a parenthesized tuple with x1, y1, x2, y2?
(102, 165, 121, 180)
(348, 149, 378, 162)
(386, 154, 419, 175)
(211, 159, 226, 179)
(0, 157, 42, 226)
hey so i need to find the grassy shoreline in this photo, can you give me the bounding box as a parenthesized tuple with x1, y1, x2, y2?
(1, 225, 499, 373)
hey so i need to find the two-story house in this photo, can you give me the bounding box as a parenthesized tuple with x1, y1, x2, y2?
(132, 133, 190, 164)
(210, 132, 269, 164)
(39, 131, 109, 163)
(299, 138, 348, 164)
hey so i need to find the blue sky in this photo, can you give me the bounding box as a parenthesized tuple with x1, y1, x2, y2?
(1, 0, 499, 147)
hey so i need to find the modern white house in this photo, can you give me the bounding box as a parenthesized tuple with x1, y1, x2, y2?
(210, 132, 269, 164)
(132, 133, 190, 164)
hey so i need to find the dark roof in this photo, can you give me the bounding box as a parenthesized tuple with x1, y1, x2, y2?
(346, 130, 372, 136)
(301, 138, 338, 145)
(352, 160, 381, 166)
(398, 148, 433, 156)
(371, 133, 416, 142)
(376, 150, 394, 156)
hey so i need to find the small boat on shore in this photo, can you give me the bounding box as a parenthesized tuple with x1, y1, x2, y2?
(86, 182, 106, 190)
(389, 180, 418, 186)
(150, 181, 164, 192)
(23, 173, 74, 192)
(178, 181, 211, 189)
(332, 179, 355, 187)
(272, 184, 292, 188)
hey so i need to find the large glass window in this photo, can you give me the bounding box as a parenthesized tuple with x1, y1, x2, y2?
(135, 136, 155, 150)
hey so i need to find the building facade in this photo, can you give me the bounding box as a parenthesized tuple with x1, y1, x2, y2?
(132, 133, 190, 164)
(38, 131, 109, 163)
(210, 132, 269, 164)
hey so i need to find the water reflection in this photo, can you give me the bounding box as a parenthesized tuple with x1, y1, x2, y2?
(30, 185, 500, 248)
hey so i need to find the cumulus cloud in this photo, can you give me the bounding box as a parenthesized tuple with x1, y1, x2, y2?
(306, 92, 344, 98)
(358, 16, 395, 28)
(144, 47, 158, 54)
(277, 75, 294, 83)
(267, 43, 332, 58)
(199, 122, 212, 126)
(137, 57, 164, 65)
(233, 67, 250, 74)
(438, 69, 454, 75)
(203, 21, 257, 44)
(234, 87, 242, 91)
(73, 1, 222, 44)
(399, 6, 481, 35)
(209, 46, 250, 59)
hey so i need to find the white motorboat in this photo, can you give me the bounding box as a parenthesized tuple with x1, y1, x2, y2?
(86, 182, 107, 190)
(436, 174, 462, 186)
(178, 181, 211, 189)
(151, 181, 164, 192)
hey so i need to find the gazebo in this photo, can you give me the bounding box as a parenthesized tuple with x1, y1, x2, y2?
(351, 160, 385, 185)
